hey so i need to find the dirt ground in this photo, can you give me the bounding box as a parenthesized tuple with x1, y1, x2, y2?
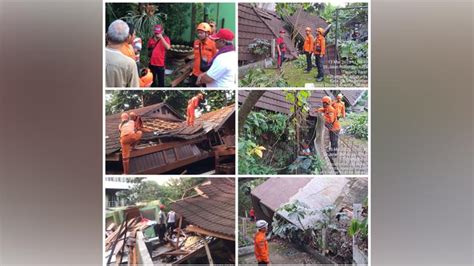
(239, 238, 323, 265)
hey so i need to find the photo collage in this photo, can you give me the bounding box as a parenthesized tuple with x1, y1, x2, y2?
(104, 1, 369, 265)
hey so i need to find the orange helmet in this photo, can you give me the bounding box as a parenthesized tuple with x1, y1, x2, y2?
(317, 27, 325, 34)
(305, 27, 311, 31)
(197, 22, 211, 33)
(337, 93, 343, 99)
(322, 96, 332, 104)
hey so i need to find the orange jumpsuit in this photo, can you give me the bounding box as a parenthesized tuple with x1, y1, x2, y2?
(192, 38, 217, 76)
(332, 101, 346, 119)
(139, 69, 154, 87)
(119, 120, 143, 174)
(317, 106, 340, 132)
(187, 96, 201, 126)
(254, 231, 269, 264)
(120, 44, 136, 60)
(318, 106, 340, 152)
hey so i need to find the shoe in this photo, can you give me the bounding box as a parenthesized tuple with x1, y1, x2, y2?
(316, 77, 324, 82)
(304, 70, 311, 73)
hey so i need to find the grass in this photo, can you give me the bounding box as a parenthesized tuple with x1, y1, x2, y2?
(262, 64, 334, 87)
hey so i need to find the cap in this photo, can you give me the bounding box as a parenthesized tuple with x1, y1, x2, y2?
(337, 93, 343, 99)
(154, 24, 163, 34)
(209, 28, 234, 41)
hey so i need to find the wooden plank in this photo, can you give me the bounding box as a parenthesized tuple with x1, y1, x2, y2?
(129, 137, 207, 158)
(185, 225, 234, 241)
(138, 152, 212, 174)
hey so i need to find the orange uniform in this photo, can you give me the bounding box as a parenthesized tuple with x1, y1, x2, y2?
(120, 44, 136, 60)
(314, 35, 326, 55)
(139, 69, 153, 87)
(317, 106, 340, 132)
(187, 95, 202, 126)
(192, 38, 217, 76)
(119, 120, 143, 174)
(254, 231, 269, 263)
(332, 101, 346, 119)
(303, 34, 314, 52)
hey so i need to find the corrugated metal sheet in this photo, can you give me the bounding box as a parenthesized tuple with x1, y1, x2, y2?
(252, 177, 366, 230)
(171, 178, 235, 239)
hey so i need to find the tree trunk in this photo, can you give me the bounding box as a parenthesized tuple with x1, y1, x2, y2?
(190, 4, 196, 42)
(238, 90, 266, 135)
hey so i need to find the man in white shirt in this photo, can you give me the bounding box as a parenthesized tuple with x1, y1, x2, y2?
(167, 210, 176, 237)
(196, 28, 236, 88)
(106, 19, 140, 87)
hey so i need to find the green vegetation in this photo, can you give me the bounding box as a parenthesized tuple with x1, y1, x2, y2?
(340, 111, 368, 140)
(239, 68, 289, 87)
(116, 177, 206, 208)
(238, 178, 267, 216)
(262, 63, 333, 87)
(105, 90, 234, 115)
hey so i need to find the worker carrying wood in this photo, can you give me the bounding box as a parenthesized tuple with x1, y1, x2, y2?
(303, 27, 315, 73)
(118, 112, 143, 174)
(186, 92, 205, 126)
(332, 93, 346, 120)
(314, 27, 326, 82)
(190, 22, 217, 87)
(254, 220, 270, 265)
(316, 96, 340, 157)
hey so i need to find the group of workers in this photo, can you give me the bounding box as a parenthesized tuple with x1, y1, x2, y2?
(154, 205, 177, 243)
(316, 93, 346, 157)
(105, 18, 236, 88)
(303, 26, 327, 82)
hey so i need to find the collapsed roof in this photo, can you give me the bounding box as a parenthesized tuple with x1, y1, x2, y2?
(106, 102, 235, 155)
(285, 10, 329, 40)
(252, 177, 368, 229)
(171, 178, 235, 241)
(238, 3, 297, 63)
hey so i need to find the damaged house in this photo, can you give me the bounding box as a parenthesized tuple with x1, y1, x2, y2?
(106, 102, 235, 175)
(105, 178, 235, 265)
(238, 90, 368, 175)
(250, 177, 368, 264)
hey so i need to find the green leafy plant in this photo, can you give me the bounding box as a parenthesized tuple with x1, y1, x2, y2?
(248, 38, 272, 56)
(343, 112, 368, 140)
(238, 139, 277, 175)
(239, 68, 289, 87)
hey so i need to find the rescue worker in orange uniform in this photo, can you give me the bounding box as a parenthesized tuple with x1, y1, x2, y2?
(303, 27, 315, 73)
(119, 113, 143, 174)
(316, 96, 340, 157)
(138, 67, 154, 87)
(254, 220, 270, 265)
(119, 22, 137, 60)
(314, 27, 326, 82)
(191, 23, 217, 87)
(187, 93, 205, 126)
(332, 93, 346, 120)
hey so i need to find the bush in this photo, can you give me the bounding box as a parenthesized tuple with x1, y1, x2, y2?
(343, 112, 368, 140)
(248, 38, 271, 56)
(238, 139, 277, 175)
(239, 68, 289, 87)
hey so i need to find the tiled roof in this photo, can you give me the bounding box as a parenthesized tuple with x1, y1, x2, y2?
(238, 4, 276, 62)
(286, 10, 328, 39)
(171, 178, 235, 239)
(339, 90, 365, 106)
(238, 90, 333, 117)
(106, 103, 235, 155)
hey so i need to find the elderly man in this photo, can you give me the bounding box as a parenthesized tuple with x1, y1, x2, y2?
(196, 28, 236, 87)
(106, 20, 140, 87)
